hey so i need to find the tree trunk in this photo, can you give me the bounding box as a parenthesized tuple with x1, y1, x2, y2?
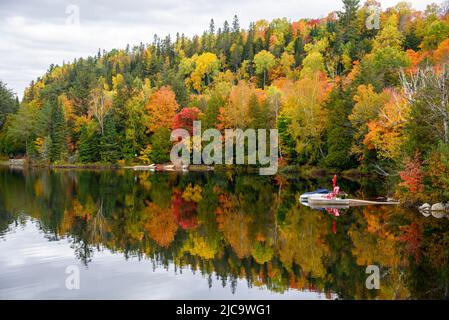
(263, 70, 266, 89)
(444, 117, 448, 144)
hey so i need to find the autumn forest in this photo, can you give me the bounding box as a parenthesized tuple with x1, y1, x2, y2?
(1, 0, 449, 204)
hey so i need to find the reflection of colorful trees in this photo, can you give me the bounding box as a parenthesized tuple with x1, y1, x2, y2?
(349, 208, 403, 267)
(348, 207, 411, 299)
(181, 232, 219, 260)
(278, 206, 329, 278)
(144, 201, 178, 248)
(216, 193, 253, 259)
(172, 189, 198, 230)
(1, 168, 449, 298)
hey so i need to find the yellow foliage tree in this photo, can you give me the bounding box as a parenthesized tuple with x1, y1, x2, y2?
(349, 85, 391, 159)
(190, 52, 220, 92)
(218, 80, 265, 129)
(280, 73, 331, 159)
(364, 91, 410, 161)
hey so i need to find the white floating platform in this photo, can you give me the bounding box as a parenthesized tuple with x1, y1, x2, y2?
(307, 196, 399, 207)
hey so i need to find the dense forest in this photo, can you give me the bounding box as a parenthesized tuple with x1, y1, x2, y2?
(1, 0, 449, 203)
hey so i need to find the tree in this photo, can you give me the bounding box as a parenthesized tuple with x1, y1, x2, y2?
(279, 52, 295, 78)
(78, 123, 100, 163)
(89, 82, 113, 136)
(123, 96, 148, 159)
(4, 103, 39, 156)
(349, 85, 390, 160)
(399, 152, 424, 196)
(336, 0, 361, 67)
(0, 81, 18, 130)
(201, 81, 231, 129)
(425, 143, 449, 199)
(433, 38, 449, 65)
(248, 93, 270, 129)
(364, 91, 410, 161)
(190, 52, 220, 92)
(145, 86, 179, 132)
(276, 112, 296, 162)
(280, 75, 331, 163)
(218, 80, 264, 129)
(172, 107, 200, 135)
(253, 50, 276, 88)
(37, 100, 67, 162)
(149, 127, 172, 163)
(420, 20, 449, 51)
(49, 101, 67, 162)
(358, 14, 410, 90)
(99, 117, 120, 163)
(324, 87, 356, 169)
(338, 0, 360, 27)
(300, 40, 327, 78)
(401, 65, 449, 145)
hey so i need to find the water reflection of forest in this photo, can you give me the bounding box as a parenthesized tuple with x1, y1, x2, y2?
(0, 168, 448, 299)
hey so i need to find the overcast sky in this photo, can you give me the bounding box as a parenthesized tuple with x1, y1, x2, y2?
(0, 0, 442, 99)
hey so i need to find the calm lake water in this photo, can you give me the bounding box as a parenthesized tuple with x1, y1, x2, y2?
(0, 166, 448, 299)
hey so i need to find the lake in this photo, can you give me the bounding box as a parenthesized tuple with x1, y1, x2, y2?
(0, 167, 448, 299)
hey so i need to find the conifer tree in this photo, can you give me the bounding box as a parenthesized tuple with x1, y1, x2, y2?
(99, 117, 120, 163)
(50, 102, 67, 162)
(79, 125, 100, 163)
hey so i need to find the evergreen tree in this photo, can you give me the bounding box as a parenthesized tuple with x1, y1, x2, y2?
(277, 113, 296, 163)
(100, 117, 120, 163)
(149, 127, 172, 164)
(78, 125, 100, 163)
(0, 81, 18, 130)
(50, 102, 67, 162)
(323, 87, 356, 169)
(335, 0, 361, 73)
(37, 101, 67, 162)
(232, 15, 240, 36)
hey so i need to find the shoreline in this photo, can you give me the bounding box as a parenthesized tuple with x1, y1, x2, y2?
(0, 161, 374, 179)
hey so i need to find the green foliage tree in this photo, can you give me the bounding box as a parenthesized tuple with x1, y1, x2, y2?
(253, 50, 276, 88)
(358, 14, 410, 90)
(99, 117, 120, 163)
(324, 87, 356, 169)
(78, 124, 100, 163)
(149, 127, 172, 164)
(36, 101, 67, 162)
(2, 103, 38, 156)
(122, 96, 148, 160)
(0, 81, 18, 131)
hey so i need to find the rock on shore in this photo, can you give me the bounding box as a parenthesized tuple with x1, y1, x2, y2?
(419, 202, 448, 218)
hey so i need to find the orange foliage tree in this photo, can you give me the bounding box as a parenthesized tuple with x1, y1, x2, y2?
(145, 86, 179, 132)
(399, 152, 424, 194)
(217, 80, 265, 129)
